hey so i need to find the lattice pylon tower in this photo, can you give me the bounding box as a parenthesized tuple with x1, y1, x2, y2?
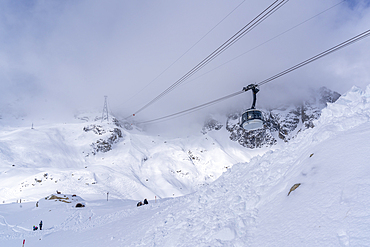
(102, 96, 109, 122)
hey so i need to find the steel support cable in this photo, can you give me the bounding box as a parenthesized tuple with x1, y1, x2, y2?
(121, 0, 247, 108)
(202, 0, 289, 63)
(158, 0, 289, 94)
(132, 0, 285, 116)
(182, 0, 345, 86)
(136, 91, 245, 124)
(257, 29, 370, 87)
(134, 29, 370, 125)
(129, 0, 288, 118)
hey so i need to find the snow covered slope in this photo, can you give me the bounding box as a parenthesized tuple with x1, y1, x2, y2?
(0, 84, 369, 246)
(122, 85, 370, 246)
(0, 112, 265, 204)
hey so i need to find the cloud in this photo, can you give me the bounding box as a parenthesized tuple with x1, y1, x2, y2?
(0, 0, 369, 131)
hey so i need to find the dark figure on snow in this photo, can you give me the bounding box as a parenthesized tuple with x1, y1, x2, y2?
(39, 220, 43, 230)
(137, 201, 143, 207)
(33, 225, 38, 231)
(143, 198, 148, 205)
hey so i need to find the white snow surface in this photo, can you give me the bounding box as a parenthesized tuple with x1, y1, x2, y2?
(1, 84, 370, 246)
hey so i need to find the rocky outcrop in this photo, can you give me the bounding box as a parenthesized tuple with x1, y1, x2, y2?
(83, 124, 106, 135)
(207, 87, 340, 149)
(226, 113, 277, 148)
(84, 120, 124, 155)
(91, 128, 123, 155)
(201, 119, 223, 134)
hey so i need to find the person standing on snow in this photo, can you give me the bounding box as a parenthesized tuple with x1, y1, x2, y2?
(39, 220, 43, 230)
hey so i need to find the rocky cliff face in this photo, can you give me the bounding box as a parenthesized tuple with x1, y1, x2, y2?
(204, 87, 340, 149)
(83, 118, 127, 155)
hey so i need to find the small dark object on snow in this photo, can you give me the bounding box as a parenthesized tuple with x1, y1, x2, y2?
(33, 225, 38, 231)
(72, 194, 76, 197)
(137, 201, 143, 207)
(75, 203, 85, 208)
(56, 190, 61, 194)
(310, 153, 314, 157)
(288, 183, 301, 196)
(143, 198, 148, 205)
(39, 220, 43, 230)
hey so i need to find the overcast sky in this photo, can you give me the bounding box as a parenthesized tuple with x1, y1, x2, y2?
(0, 0, 369, 131)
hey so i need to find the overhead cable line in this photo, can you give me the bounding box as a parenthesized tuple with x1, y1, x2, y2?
(135, 28, 370, 125)
(128, 0, 289, 118)
(136, 91, 245, 124)
(183, 0, 345, 86)
(121, 0, 247, 107)
(257, 29, 370, 86)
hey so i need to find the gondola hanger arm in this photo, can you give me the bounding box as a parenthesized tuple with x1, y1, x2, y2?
(242, 84, 259, 109)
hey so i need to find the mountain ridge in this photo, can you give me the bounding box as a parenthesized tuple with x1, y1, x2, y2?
(0, 87, 340, 203)
(204, 86, 340, 148)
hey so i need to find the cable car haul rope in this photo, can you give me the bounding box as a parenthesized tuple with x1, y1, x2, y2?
(128, 0, 289, 119)
(134, 29, 370, 125)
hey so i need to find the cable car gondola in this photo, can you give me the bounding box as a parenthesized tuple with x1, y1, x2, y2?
(240, 84, 264, 131)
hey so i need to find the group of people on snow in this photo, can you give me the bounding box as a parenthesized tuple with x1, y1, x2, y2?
(33, 220, 43, 231)
(137, 198, 148, 207)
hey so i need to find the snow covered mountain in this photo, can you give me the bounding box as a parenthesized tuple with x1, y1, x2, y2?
(1, 84, 369, 246)
(0, 108, 266, 204)
(225, 87, 341, 148)
(0, 87, 339, 204)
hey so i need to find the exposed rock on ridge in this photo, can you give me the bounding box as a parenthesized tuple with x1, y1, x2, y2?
(204, 87, 340, 149)
(83, 119, 124, 155)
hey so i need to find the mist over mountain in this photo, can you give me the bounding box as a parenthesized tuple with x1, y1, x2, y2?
(0, 83, 369, 246)
(1, 0, 369, 127)
(0, 85, 341, 203)
(1, 0, 370, 245)
(202, 86, 341, 148)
